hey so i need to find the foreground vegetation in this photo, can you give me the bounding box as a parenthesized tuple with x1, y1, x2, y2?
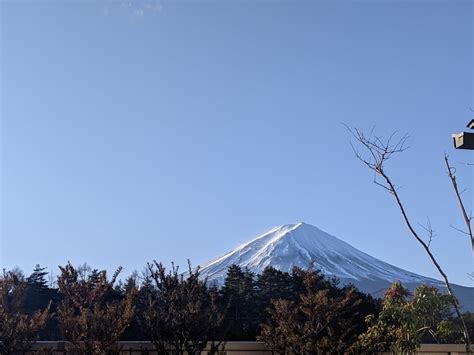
(0, 262, 472, 354)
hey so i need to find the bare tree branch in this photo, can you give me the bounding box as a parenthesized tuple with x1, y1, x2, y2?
(418, 218, 436, 248)
(445, 155, 474, 253)
(450, 224, 471, 237)
(348, 126, 471, 353)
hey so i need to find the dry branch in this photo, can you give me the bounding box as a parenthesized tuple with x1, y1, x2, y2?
(445, 155, 474, 253)
(347, 127, 471, 354)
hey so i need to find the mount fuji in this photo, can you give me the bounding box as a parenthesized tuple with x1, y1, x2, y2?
(199, 222, 474, 311)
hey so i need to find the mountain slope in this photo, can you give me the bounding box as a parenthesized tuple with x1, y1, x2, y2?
(199, 222, 474, 311)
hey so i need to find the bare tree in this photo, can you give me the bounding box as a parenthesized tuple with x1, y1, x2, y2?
(347, 127, 471, 353)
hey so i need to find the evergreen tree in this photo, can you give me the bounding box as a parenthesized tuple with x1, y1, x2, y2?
(255, 266, 295, 324)
(87, 269, 101, 286)
(23, 265, 60, 340)
(256, 266, 294, 302)
(220, 265, 259, 340)
(26, 265, 48, 290)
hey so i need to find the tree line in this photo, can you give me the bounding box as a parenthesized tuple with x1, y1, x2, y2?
(1, 262, 472, 354)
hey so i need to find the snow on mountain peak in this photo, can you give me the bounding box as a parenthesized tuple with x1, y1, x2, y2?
(200, 222, 438, 286)
(198, 222, 474, 311)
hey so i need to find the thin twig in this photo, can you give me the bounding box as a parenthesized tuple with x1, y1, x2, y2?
(419, 218, 436, 248)
(348, 126, 471, 354)
(445, 155, 474, 252)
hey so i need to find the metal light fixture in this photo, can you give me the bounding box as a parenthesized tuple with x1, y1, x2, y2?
(452, 120, 474, 150)
(468, 119, 474, 130)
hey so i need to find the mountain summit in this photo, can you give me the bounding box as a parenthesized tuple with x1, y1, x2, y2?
(199, 222, 474, 311)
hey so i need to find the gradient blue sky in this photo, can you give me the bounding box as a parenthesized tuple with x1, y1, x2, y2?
(1, 0, 473, 286)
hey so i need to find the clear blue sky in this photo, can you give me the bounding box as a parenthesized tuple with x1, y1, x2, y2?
(1, 0, 473, 286)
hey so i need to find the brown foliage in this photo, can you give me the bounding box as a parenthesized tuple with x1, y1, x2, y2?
(258, 268, 364, 354)
(56, 263, 136, 354)
(0, 270, 50, 355)
(139, 261, 225, 355)
(259, 299, 305, 354)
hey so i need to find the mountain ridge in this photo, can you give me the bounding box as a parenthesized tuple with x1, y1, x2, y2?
(199, 222, 474, 311)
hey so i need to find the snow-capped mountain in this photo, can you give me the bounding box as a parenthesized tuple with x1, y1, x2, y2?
(199, 222, 474, 311)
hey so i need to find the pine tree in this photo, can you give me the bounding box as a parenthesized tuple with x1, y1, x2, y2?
(220, 265, 259, 340)
(256, 266, 294, 302)
(87, 269, 101, 286)
(24, 265, 57, 327)
(26, 265, 48, 290)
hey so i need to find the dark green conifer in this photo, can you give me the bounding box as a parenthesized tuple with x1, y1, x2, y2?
(26, 265, 48, 290)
